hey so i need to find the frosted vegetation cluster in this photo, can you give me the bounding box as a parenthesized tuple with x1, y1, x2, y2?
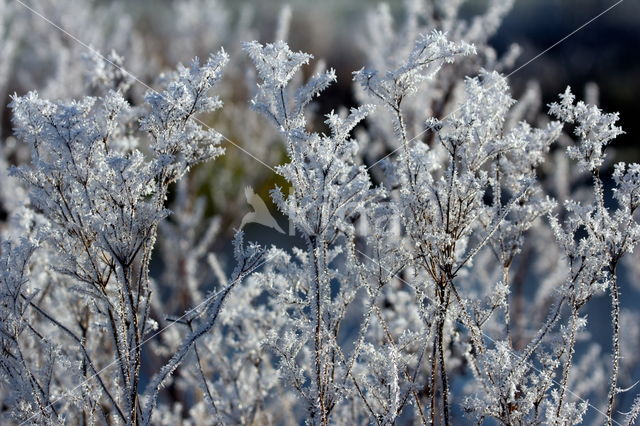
(0, 0, 639, 425)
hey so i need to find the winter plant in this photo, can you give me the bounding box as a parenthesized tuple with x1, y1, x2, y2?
(0, 0, 639, 425)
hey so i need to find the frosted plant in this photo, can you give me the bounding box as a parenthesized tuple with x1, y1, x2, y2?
(356, 0, 518, 170)
(243, 39, 383, 424)
(141, 231, 265, 425)
(2, 0, 292, 232)
(0, 0, 639, 425)
(146, 179, 291, 424)
(548, 89, 639, 424)
(353, 29, 475, 147)
(236, 17, 640, 424)
(0, 238, 45, 420)
(367, 69, 564, 425)
(354, 15, 637, 424)
(548, 87, 624, 173)
(3, 51, 234, 424)
(82, 49, 134, 96)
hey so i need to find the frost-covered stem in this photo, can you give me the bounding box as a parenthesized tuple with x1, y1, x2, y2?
(115, 281, 136, 418)
(404, 370, 429, 426)
(143, 295, 229, 424)
(438, 330, 450, 426)
(280, 88, 289, 127)
(625, 394, 640, 426)
(502, 266, 512, 345)
(437, 287, 451, 426)
(142, 251, 259, 425)
(430, 339, 438, 425)
(451, 181, 533, 278)
(132, 231, 158, 423)
(593, 169, 606, 216)
(189, 321, 220, 420)
(342, 292, 378, 382)
(592, 164, 623, 426)
(511, 252, 528, 350)
(142, 290, 233, 424)
(521, 295, 566, 366)
(446, 281, 485, 355)
(309, 235, 329, 425)
(14, 341, 56, 421)
(122, 264, 142, 424)
(505, 295, 566, 388)
(25, 296, 126, 422)
(107, 307, 129, 397)
(371, 302, 422, 423)
(606, 262, 621, 426)
(395, 104, 407, 147)
(136, 230, 156, 318)
(351, 375, 380, 424)
(556, 302, 578, 423)
(395, 103, 419, 190)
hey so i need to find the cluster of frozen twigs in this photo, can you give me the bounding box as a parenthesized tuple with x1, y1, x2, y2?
(1, 0, 640, 425)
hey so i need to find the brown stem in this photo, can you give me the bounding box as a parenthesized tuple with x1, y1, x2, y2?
(430, 339, 438, 425)
(556, 303, 578, 422)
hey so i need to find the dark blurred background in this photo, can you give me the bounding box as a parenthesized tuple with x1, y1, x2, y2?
(488, 0, 640, 160)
